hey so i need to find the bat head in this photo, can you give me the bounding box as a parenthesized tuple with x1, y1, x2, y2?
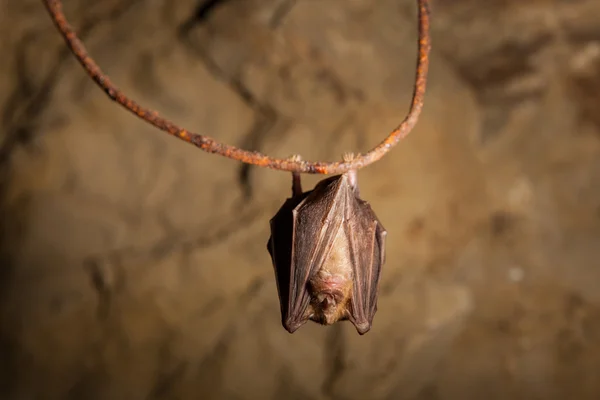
(308, 274, 353, 326)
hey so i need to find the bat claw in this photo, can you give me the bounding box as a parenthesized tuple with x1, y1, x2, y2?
(342, 152, 356, 163)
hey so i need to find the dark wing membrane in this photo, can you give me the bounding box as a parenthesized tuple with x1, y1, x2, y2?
(268, 194, 309, 328)
(285, 177, 348, 331)
(346, 195, 386, 334)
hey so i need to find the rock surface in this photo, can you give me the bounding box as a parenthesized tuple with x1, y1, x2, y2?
(1, 0, 600, 399)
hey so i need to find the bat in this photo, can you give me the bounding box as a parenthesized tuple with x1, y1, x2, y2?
(267, 165, 387, 335)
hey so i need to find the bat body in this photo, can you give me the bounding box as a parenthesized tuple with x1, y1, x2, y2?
(267, 170, 387, 335)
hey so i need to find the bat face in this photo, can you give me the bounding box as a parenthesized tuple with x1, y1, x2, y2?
(267, 171, 387, 335)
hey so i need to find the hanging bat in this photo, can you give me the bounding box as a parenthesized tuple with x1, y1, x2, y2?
(267, 165, 387, 335)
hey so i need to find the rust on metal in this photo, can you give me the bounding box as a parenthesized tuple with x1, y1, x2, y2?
(42, 0, 431, 174)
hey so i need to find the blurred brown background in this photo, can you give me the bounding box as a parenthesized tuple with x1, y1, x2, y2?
(1, 0, 600, 399)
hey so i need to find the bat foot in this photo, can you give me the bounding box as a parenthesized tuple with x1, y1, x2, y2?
(346, 170, 358, 192)
(341, 153, 359, 191)
(288, 154, 303, 163)
(342, 152, 356, 163)
(287, 154, 303, 196)
(292, 172, 302, 196)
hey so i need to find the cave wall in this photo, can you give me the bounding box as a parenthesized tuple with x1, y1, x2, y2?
(1, 0, 600, 399)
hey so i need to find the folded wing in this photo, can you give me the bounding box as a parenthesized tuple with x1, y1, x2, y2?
(285, 176, 348, 331)
(346, 194, 387, 335)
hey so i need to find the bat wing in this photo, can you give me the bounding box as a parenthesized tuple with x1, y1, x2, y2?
(268, 195, 307, 329)
(284, 176, 348, 332)
(345, 194, 387, 335)
(268, 175, 349, 333)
